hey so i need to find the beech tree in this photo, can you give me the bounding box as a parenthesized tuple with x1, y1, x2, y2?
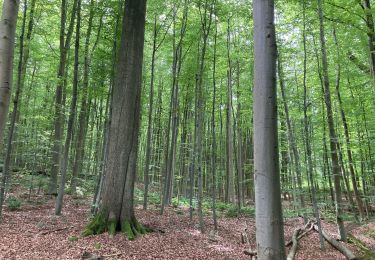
(83, 0, 148, 238)
(0, 0, 20, 218)
(253, 0, 285, 259)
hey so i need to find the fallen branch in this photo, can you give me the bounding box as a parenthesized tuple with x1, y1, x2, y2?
(313, 225, 358, 260)
(242, 222, 257, 260)
(287, 228, 300, 260)
(82, 252, 122, 260)
(39, 226, 72, 235)
(102, 253, 122, 258)
(285, 220, 314, 247)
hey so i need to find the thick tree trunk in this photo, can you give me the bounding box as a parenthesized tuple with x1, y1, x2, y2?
(317, 0, 347, 242)
(253, 0, 285, 259)
(83, 0, 147, 239)
(0, 0, 20, 218)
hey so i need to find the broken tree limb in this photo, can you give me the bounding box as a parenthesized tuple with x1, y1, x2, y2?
(287, 228, 301, 260)
(39, 226, 72, 235)
(313, 225, 358, 260)
(285, 220, 314, 247)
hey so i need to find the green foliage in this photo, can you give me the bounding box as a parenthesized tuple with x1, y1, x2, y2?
(217, 202, 230, 211)
(225, 205, 255, 218)
(7, 196, 21, 211)
(68, 235, 79, 242)
(148, 192, 161, 205)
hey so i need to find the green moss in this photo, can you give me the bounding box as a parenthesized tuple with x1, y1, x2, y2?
(122, 220, 135, 241)
(347, 233, 375, 260)
(82, 210, 107, 237)
(134, 220, 147, 235)
(108, 219, 117, 237)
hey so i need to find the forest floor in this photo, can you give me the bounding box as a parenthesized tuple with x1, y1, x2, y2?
(1, 189, 375, 259)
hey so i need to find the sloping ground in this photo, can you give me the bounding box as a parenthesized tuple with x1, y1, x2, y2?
(0, 196, 373, 260)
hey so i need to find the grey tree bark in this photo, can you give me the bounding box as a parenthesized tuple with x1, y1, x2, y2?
(71, 0, 99, 194)
(225, 17, 235, 204)
(277, 55, 307, 224)
(48, 0, 78, 195)
(55, 0, 81, 215)
(332, 27, 365, 220)
(0, 0, 20, 218)
(83, 0, 147, 238)
(317, 0, 347, 242)
(2, 0, 36, 205)
(302, 0, 324, 249)
(253, 0, 285, 259)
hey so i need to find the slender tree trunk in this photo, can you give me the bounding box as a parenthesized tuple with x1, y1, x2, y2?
(317, 0, 347, 241)
(143, 15, 157, 210)
(360, 0, 375, 82)
(278, 56, 307, 224)
(3, 0, 36, 204)
(225, 17, 235, 204)
(195, 0, 214, 233)
(161, 2, 188, 213)
(253, 0, 285, 259)
(211, 16, 218, 231)
(301, 0, 324, 248)
(236, 61, 243, 210)
(0, 0, 20, 218)
(71, 0, 99, 194)
(48, 0, 78, 195)
(332, 27, 365, 220)
(55, 0, 81, 215)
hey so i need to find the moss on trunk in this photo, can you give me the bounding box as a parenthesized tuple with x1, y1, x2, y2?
(82, 210, 149, 240)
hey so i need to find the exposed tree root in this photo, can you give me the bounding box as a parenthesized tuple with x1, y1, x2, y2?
(312, 225, 358, 260)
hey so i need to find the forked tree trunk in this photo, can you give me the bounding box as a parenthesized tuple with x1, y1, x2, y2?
(253, 0, 285, 259)
(0, 0, 20, 218)
(317, 0, 347, 242)
(83, 0, 147, 238)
